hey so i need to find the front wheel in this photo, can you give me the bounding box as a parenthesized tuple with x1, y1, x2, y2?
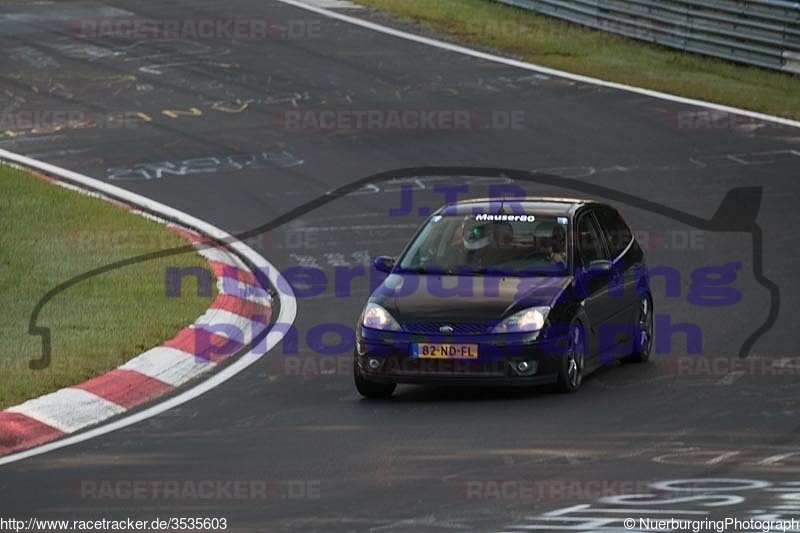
(554, 321, 585, 393)
(354, 362, 396, 399)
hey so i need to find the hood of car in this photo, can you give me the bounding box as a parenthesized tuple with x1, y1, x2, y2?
(371, 273, 571, 327)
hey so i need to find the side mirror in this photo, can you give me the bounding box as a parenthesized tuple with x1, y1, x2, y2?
(586, 259, 612, 276)
(373, 256, 396, 273)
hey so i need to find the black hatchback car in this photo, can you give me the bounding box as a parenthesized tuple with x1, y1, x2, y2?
(354, 197, 653, 398)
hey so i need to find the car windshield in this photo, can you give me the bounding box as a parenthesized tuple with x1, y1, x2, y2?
(397, 212, 569, 275)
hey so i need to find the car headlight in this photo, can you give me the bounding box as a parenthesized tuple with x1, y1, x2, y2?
(361, 303, 402, 331)
(492, 307, 550, 333)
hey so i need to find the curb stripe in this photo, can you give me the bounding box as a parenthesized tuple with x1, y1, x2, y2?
(72, 370, 174, 410)
(6, 389, 127, 434)
(192, 309, 261, 344)
(217, 276, 272, 306)
(166, 225, 206, 245)
(210, 294, 272, 321)
(209, 260, 258, 287)
(185, 329, 246, 364)
(119, 347, 216, 387)
(196, 245, 248, 269)
(0, 413, 65, 456)
(162, 328, 241, 364)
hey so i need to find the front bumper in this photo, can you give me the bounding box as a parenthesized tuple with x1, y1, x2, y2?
(355, 326, 569, 386)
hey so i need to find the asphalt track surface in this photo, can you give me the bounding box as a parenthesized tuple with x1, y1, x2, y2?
(1, 1, 799, 531)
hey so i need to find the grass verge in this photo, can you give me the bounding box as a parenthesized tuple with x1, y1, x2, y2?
(351, 0, 800, 117)
(0, 164, 217, 409)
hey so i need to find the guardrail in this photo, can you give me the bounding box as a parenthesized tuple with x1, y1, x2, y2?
(492, 0, 800, 74)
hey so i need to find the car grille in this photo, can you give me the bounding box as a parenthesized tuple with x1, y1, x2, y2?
(402, 322, 492, 335)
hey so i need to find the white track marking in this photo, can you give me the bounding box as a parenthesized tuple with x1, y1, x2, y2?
(300, 0, 363, 7)
(276, 0, 800, 129)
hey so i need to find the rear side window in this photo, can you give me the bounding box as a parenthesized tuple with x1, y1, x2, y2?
(595, 207, 633, 258)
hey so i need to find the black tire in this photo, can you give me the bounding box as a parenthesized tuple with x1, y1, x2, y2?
(354, 362, 396, 399)
(627, 295, 653, 363)
(554, 321, 586, 393)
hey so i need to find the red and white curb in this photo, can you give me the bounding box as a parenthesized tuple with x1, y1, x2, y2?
(0, 149, 295, 464)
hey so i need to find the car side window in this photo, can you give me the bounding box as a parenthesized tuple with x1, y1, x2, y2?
(595, 207, 633, 258)
(575, 212, 608, 267)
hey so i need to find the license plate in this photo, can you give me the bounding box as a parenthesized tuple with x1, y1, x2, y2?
(411, 343, 479, 359)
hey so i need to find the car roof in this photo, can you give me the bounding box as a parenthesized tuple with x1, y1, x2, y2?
(439, 197, 605, 217)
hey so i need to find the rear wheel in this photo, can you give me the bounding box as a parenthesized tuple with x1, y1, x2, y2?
(627, 295, 653, 363)
(354, 361, 396, 399)
(554, 321, 585, 393)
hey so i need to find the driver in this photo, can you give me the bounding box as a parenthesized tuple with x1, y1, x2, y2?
(549, 224, 567, 264)
(452, 216, 514, 269)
